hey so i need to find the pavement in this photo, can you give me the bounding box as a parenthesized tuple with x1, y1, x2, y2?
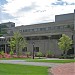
(0, 60, 62, 67)
(51, 62, 75, 75)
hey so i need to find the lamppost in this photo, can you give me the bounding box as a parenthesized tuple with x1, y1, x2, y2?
(32, 42, 35, 59)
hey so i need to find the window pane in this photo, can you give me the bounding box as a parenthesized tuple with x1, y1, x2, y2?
(34, 47, 39, 52)
(22, 47, 27, 52)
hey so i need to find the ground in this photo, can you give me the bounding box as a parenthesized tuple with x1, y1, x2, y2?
(0, 58, 75, 75)
(51, 62, 75, 75)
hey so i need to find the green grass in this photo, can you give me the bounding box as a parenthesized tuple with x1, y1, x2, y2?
(0, 63, 48, 75)
(26, 59, 75, 63)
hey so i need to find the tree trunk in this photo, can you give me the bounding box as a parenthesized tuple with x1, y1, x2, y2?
(63, 50, 67, 58)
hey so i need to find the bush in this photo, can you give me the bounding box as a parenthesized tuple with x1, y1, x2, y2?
(0, 51, 4, 57)
(25, 52, 31, 58)
(4, 53, 11, 58)
(59, 55, 74, 59)
(10, 50, 14, 56)
(36, 52, 43, 58)
(46, 51, 54, 58)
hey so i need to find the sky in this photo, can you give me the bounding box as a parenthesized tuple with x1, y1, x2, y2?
(0, 0, 75, 26)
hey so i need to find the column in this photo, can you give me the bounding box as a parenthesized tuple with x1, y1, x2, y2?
(5, 44, 7, 53)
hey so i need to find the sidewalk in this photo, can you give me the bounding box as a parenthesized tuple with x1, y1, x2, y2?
(0, 60, 62, 67)
(51, 63, 75, 75)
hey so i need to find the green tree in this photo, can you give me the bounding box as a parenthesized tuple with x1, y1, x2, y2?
(58, 34, 72, 58)
(8, 38, 15, 51)
(9, 32, 27, 56)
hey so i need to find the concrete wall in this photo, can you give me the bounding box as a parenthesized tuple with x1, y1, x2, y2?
(12, 20, 73, 38)
(25, 31, 73, 57)
(26, 39, 62, 57)
(55, 13, 74, 22)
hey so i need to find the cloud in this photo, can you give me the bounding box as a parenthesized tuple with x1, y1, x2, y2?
(1, 0, 75, 26)
(62, 0, 75, 4)
(52, 0, 75, 5)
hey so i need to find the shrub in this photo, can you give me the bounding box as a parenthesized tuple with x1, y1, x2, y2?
(25, 52, 31, 58)
(0, 54, 3, 58)
(4, 53, 11, 58)
(0, 51, 4, 57)
(46, 51, 54, 58)
(36, 52, 43, 58)
(59, 55, 74, 59)
(10, 50, 14, 56)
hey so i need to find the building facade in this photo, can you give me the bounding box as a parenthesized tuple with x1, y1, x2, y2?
(0, 22, 15, 53)
(0, 11, 75, 57)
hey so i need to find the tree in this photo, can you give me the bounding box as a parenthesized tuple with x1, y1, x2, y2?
(58, 34, 72, 58)
(9, 32, 27, 56)
(8, 38, 15, 51)
(8, 38, 15, 55)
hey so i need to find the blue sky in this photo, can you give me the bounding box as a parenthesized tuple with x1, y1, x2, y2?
(0, 0, 75, 26)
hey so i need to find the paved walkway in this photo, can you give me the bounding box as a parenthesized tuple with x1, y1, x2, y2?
(51, 62, 75, 75)
(0, 60, 61, 67)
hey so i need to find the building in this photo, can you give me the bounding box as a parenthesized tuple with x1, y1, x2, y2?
(0, 11, 75, 57)
(0, 22, 15, 53)
(0, 22, 15, 36)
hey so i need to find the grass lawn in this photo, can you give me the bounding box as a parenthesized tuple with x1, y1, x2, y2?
(0, 63, 48, 75)
(26, 59, 75, 63)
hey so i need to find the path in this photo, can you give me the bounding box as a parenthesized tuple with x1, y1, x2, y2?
(0, 60, 61, 67)
(51, 62, 75, 75)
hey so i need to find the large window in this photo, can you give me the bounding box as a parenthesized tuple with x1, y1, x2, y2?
(41, 36, 49, 40)
(22, 47, 27, 52)
(34, 47, 39, 52)
(19, 24, 73, 33)
(50, 34, 62, 39)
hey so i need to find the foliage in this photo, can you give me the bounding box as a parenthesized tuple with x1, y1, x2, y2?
(46, 50, 54, 58)
(8, 38, 16, 51)
(59, 55, 74, 59)
(25, 52, 30, 55)
(0, 51, 4, 56)
(8, 32, 27, 56)
(36, 52, 43, 58)
(9, 50, 14, 56)
(58, 34, 72, 58)
(0, 51, 11, 58)
(25, 52, 31, 58)
(0, 33, 3, 36)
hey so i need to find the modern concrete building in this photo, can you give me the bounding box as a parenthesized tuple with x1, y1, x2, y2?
(0, 22, 15, 53)
(0, 11, 75, 57)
